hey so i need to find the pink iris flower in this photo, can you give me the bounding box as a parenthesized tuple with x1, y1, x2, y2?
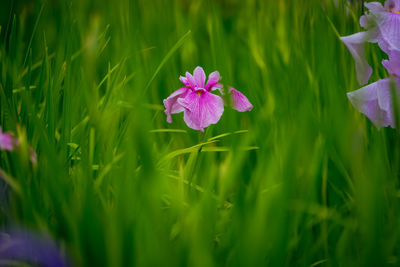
(0, 127, 16, 151)
(163, 66, 253, 131)
(347, 50, 400, 128)
(340, 0, 400, 84)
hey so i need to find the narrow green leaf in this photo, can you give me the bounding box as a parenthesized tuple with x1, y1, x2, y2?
(142, 30, 191, 96)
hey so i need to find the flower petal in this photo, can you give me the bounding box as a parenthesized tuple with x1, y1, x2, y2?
(163, 87, 191, 123)
(347, 78, 398, 128)
(361, 2, 384, 28)
(377, 77, 400, 113)
(377, 13, 400, 51)
(193, 66, 206, 88)
(360, 14, 373, 29)
(210, 83, 223, 92)
(179, 72, 196, 89)
(179, 76, 189, 87)
(384, 0, 400, 10)
(205, 71, 221, 91)
(229, 87, 253, 112)
(382, 50, 400, 76)
(340, 31, 373, 85)
(365, 2, 384, 12)
(177, 90, 224, 131)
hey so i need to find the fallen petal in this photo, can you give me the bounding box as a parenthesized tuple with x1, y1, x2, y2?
(340, 31, 373, 85)
(229, 87, 253, 112)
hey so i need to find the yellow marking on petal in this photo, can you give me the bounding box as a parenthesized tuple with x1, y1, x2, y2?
(196, 91, 202, 97)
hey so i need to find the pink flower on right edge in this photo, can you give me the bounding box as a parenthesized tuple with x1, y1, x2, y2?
(163, 66, 253, 131)
(341, 0, 400, 128)
(340, 0, 400, 85)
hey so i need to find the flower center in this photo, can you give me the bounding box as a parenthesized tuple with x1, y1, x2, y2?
(194, 87, 205, 98)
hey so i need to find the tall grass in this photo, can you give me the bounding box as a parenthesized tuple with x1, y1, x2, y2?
(1, 0, 399, 266)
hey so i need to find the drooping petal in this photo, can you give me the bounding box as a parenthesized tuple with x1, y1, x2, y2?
(377, 78, 400, 114)
(163, 87, 191, 123)
(228, 87, 253, 112)
(340, 31, 373, 85)
(382, 50, 400, 76)
(347, 78, 399, 128)
(177, 89, 224, 131)
(205, 71, 221, 91)
(0, 127, 16, 151)
(193, 66, 206, 88)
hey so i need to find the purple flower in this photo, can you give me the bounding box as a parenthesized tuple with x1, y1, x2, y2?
(340, 0, 400, 84)
(347, 51, 400, 128)
(0, 229, 69, 267)
(163, 66, 253, 131)
(0, 127, 16, 151)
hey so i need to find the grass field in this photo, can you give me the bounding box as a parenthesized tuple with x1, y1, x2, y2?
(1, 0, 400, 266)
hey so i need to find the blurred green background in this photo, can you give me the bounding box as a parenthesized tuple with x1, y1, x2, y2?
(1, 0, 399, 266)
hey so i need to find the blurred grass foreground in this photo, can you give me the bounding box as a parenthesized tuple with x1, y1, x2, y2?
(1, 0, 400, 266)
